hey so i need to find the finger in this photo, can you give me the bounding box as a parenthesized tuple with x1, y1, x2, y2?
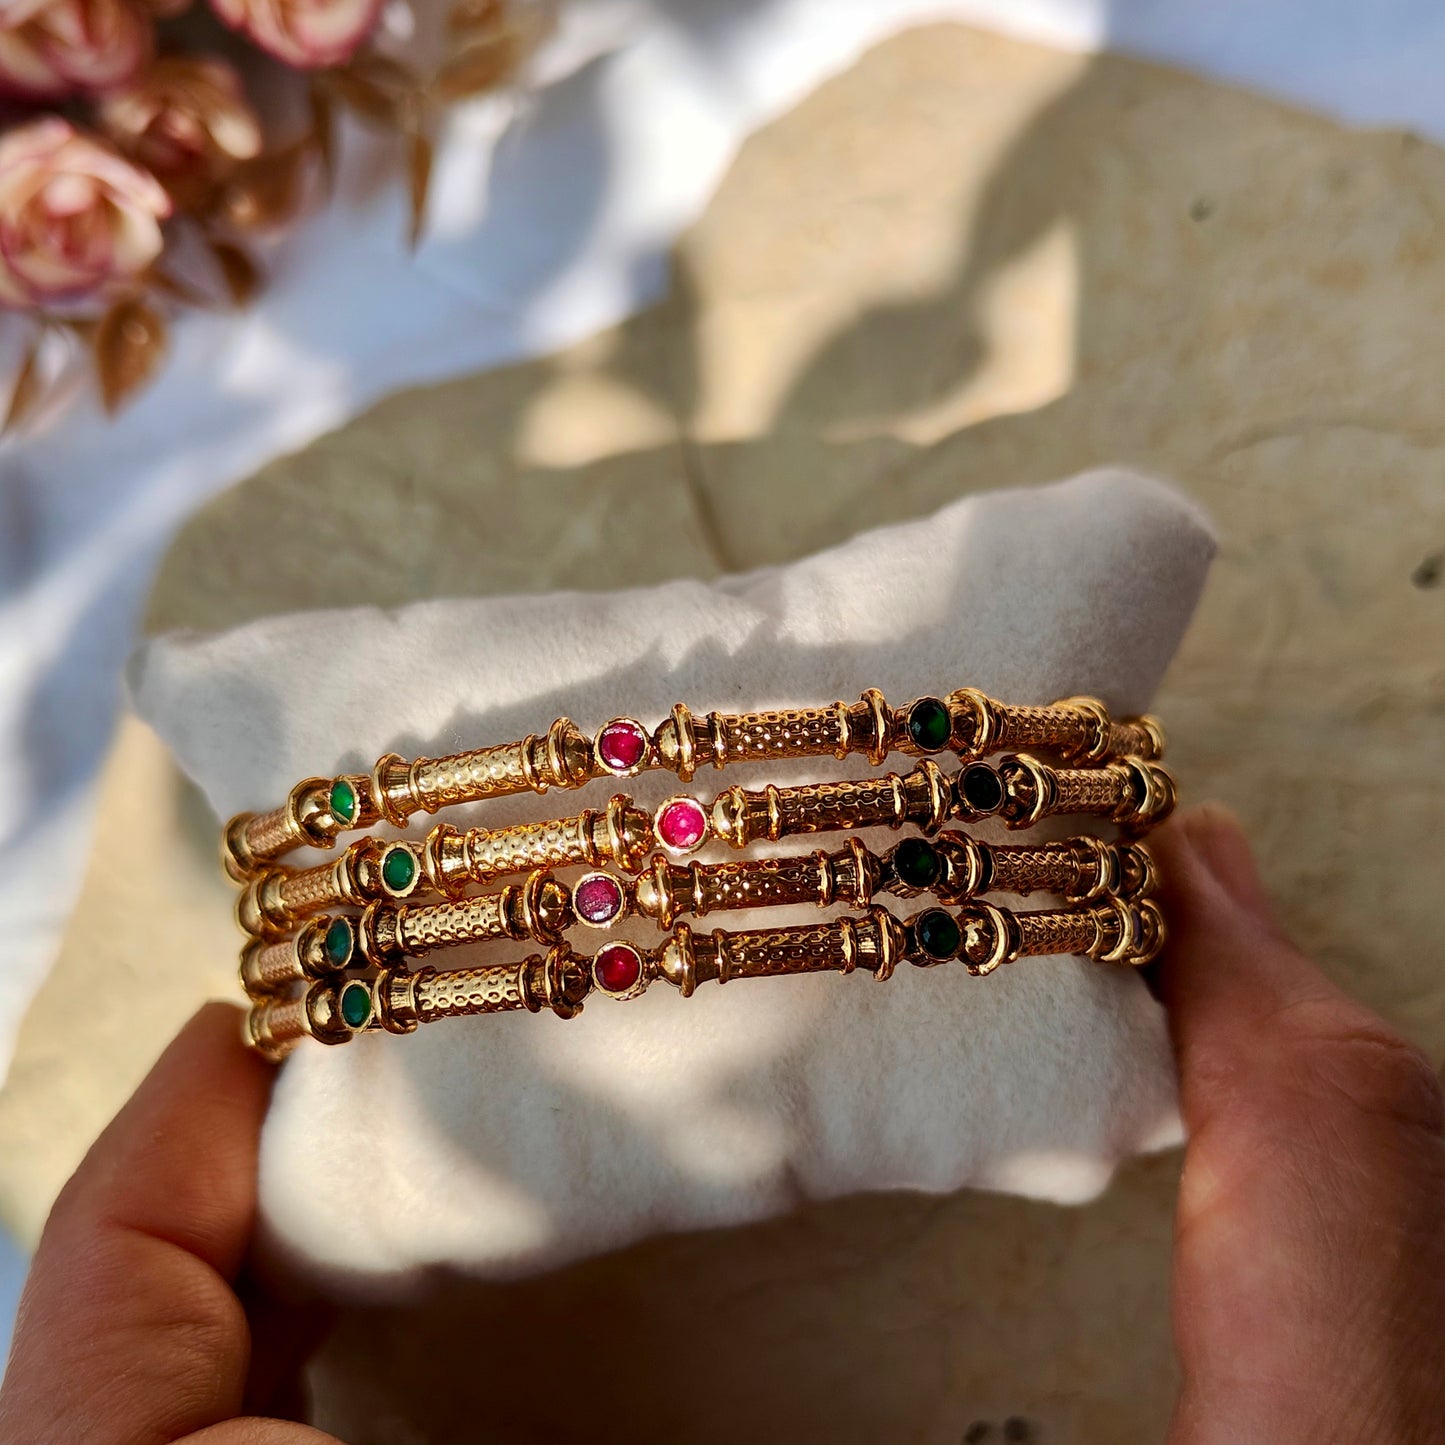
(0, 1003, 275, 1445)
(184, 1419, 340, 1443)
(1152, 802, 1345, 1064)
(1152, 806, 1445, 1445)
(1153, 803, 1445, 1142)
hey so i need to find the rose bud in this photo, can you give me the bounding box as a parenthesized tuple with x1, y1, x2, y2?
(99, 57, 262, 209)
(0, 118, 171, 309)
(208, 0, 383, 69)
(0, 0, 151, 100)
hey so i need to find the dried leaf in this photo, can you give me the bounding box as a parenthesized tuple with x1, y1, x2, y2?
(325, 66, 402, 125)
(346, 51, 419, 92)
(407, 129, 433, 249)
(310, 82, 335, 189)
(447, 0, 556, 61)
(147, 264, 210, 307)
(447, 0, 505, 37)
(326, 52, 420, 126)
(220, 144, 309, 231)
(208, 239, 261, 307)
(94, 297, 167, 413)
(3, 329, 45, 434)
(433, 34, 519, 101)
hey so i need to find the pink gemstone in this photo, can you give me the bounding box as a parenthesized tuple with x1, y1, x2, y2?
(597, 719, 649, 774)
(594, 942, 641, 994)
(574, 872, 624, 925)
(656, 796, 707, 852)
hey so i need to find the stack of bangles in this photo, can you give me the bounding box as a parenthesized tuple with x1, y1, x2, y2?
(223, 687, 1176, 1061)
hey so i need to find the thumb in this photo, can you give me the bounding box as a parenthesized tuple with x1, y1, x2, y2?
(1151, 805, 1445, 1445)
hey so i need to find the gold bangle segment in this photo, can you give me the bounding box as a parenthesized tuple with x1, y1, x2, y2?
(245, 893, 1167, 1053)
(223, 685, 1175, 1060)
(235, 753, 1173, 934)
(238, 835, 1155, 977)
(222, 689, 1163, 879)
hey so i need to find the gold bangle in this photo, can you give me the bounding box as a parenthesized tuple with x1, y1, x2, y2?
(237, 834, 1156, 981)
(245, 893, 1167, 1055)
(221, 688, 1164, 879)
(234, 752, 1173, 935)
(224, 684, 1174, 1061)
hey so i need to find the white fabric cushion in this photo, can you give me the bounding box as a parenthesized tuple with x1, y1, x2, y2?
(129, 469, 1214, 1288)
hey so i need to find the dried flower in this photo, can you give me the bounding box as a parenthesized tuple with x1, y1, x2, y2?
(0, 118, 170, 309)
(99, 57, 262, 209)
(0, 0, 151, 99)
(209, 0, 382, 69)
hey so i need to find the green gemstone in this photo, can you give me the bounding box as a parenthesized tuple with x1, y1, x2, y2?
(381, 844, 416, 894)
(339, 980, 372, 1029)
(906, 697, 951, 752)
(893, 837, 940, 889)
(323, 917, 353, 968)
(328, 778, 358, 826)
(915, 908, 962, 960)
(959, 763, 1004, 814)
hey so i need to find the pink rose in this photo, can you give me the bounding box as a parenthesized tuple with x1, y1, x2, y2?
(208, 0, 382, 68)
(0, 0, 151, 100)
(99, 57, 262, 209)
(0, 118, 171, 308)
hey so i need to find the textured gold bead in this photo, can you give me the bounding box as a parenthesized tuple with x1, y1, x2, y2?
(356, 870, 570, 963)
(368, 717, 597, 828)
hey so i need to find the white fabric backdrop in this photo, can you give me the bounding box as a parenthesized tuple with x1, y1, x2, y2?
(2, 0, 1444, 1079)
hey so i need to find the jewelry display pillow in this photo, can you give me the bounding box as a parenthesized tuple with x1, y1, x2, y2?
(128, 469, 1215, 1290)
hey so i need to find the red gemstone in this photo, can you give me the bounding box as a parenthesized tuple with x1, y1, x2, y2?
(656, 796, 707, 852)
(574, 872, 624, 925)
(597, 719, 649, 774)
(594, 942, 642, 994)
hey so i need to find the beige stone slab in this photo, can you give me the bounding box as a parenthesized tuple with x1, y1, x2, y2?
(0, 717, 239, 1246)
(305, 1154, 1179, 1445)
(5, 20, 1445, 1442)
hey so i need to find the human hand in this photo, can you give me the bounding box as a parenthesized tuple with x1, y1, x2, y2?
(0, 1003, 339, 1444)
(1152, 805, 1445, 1444)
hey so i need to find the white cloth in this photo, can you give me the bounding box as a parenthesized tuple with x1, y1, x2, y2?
(5, 0, 1441, 1079)
(130, 470, 1215, 1285)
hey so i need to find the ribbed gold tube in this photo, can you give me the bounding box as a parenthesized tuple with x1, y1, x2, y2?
(422, 797, 655, 895)
(710, 918, 859, 982)
(358, 872, 570, 962)
(948, 690, 1163, 764)
(633, 842, 875, 927)
(1010, 906, 1103, 960)
(237, 805, 301, 863)
(241, 936, 306, 994)
(955, 896, 1163, 974)
(274, 855, 353, 916)
(655, 691, 892, 778)
(413, 946, 591, 1021)
(415, 962, 529, 1019)
(987, 843, 1089, 898)
(247, 996, 310, 1056)
(1050, 765, 1134, 817)
(1106, 716, 1165, 761)
(996, 755, 1176, 830)
(370, 718, 598, 826)
(236, 838, 422, 936)
(710, 760, 953, 848)
(227, 776, 341, 878)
